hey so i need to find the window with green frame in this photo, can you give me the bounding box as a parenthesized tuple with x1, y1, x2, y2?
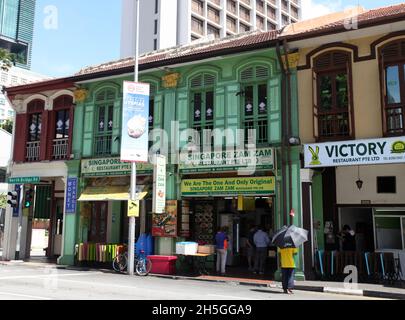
(94, 89, 115, 156)
(189, 73, 216, 151)
(240, 65, 270, 145)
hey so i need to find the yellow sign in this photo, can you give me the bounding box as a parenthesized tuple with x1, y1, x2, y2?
(128, 200, 140, 217)
(162, 73, 180, 88)
(181, 177, 275, 196)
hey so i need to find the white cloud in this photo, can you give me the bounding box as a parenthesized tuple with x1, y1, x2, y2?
(301, 0, 344, 20)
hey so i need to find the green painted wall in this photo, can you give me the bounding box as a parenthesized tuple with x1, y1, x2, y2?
(312, 173, 325, 251)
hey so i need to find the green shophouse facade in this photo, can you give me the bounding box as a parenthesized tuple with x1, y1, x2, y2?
(58, 39, 304, 279)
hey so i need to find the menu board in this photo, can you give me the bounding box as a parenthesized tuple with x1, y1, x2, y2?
(152, 200, 178, 237)
(194, 202, 215, 244)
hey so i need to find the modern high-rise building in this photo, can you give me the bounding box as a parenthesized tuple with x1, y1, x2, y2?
(0, 0, 36, 69)
(121, 0, 301, 57)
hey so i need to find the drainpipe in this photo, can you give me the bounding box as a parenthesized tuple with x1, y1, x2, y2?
(276, 41, 287, 227)
(282, 39, 294, 227)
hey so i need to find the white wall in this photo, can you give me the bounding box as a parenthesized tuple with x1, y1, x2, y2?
(0, 129, 11, 168)
(336, 164, 405, 204)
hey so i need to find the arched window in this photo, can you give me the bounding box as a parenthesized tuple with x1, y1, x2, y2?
(94, 88, 116, 156)
(240, 65, 270, 145)
(189, 73, 216, 150)
(313, 51, 353, 140)
(52, 95, 73, 160)
(380, 39, 405, 135)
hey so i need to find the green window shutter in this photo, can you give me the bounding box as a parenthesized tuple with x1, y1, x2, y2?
(225, 84, 241, 147)
(177, 90, 189, 150)
(82, 104, 95, 157)
(214, 86, 225, 149)
(268, 75, 281, 144)
(111, 99, 122, 155)
(150, 94, 163, 150)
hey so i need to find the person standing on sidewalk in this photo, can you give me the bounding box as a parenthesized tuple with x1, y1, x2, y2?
(246, 225, 257, 271)
(253, 226, 270, 275)
(279, 247, 298, 294)
(215, 227, 229, 275)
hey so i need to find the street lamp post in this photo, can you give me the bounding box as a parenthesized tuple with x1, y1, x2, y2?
(128, 0, 141, 276)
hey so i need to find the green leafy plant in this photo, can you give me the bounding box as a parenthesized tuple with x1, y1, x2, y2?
(0, 48, 14, 71)
(0, 119, 13, 134)
(0, 194, 6, 209)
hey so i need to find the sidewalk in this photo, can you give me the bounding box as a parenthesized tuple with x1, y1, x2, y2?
(1, 260, 405, 299)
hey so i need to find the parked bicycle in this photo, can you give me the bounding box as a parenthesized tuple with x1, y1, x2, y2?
(113, 246, 152, 276)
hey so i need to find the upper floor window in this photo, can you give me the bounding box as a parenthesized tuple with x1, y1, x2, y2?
(189, 73, 216, 150)
(53, 95, 72, 140)
(313, 51, 353, 141)
(94, 89, 115, 156)
(27, 100, 45, 142)
(240, 65, 270, 146)
(380, 40, 405, 136)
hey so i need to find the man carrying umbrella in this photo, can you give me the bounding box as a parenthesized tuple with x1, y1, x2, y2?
(272, 212, 308, 294)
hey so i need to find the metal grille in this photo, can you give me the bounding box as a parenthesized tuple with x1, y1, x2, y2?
(26, 141, 40, 162)
(94, 135, 112, 156)
(319, 112, 349, 137)
(52, 138, 69, 160)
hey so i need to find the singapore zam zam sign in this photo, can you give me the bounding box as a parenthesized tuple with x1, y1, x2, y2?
(304, 136, 405, 168)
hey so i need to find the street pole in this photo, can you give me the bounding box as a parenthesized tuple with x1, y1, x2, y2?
(128, 0, 140, 276)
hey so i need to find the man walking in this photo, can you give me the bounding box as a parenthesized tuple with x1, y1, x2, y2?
(253, 226, 270, 275)
(215, 227, 229, 275)
(279, 247, 298, 294)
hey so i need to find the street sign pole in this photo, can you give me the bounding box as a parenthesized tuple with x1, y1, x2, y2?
(128, 0, 140, 276)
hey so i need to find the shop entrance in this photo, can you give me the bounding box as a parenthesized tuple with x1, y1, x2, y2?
(338, 207, 374, 252)
(189, 196, 276, 278)
(89, 202, 108, 243)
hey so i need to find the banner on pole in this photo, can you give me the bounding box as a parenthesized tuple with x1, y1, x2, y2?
(120, 81, 150, 163)
(152, 154, 166, 214)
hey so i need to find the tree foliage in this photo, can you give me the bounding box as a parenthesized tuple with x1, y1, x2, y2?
(0, 48, 14, 72)
(0, 119, 13, 134)
(0, 194, 6, 209)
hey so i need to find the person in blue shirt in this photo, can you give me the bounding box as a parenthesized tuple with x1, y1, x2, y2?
(215, 227, 229, 275)
(253, 225, 270, 275)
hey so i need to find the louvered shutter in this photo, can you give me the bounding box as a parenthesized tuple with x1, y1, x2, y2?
(312, 71, 319, 140)
(13, 113, 28, 162)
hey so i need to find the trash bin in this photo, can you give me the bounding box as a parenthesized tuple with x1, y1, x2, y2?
(148, 255, 178, 275)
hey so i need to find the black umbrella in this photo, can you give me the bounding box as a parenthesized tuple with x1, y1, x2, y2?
(272, 225, 308, 248)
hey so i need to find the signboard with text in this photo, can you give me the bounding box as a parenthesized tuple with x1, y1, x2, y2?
(65, 177, 78, 214)
(81, 158, 153, 177)
(179, 148, 274, 173)
(120, 81, 150, 163)
(304, 136, 405, 168)
(152, 155, 166, 214)
(8, 176, 40, 184)
(181, 177, 275, 197)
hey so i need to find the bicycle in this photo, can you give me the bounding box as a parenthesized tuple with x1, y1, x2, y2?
(113, 247, 152, 276)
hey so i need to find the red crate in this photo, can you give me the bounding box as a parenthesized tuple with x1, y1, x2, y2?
(147, 255, 178, 275)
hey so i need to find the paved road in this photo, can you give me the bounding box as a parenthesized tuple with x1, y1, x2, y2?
(0, 263, 387, 300)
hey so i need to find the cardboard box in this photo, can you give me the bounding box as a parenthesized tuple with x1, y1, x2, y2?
(176, 242, 198, 255)
(198, 245, 216, 254)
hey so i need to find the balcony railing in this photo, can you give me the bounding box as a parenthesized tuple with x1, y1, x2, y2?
(52, 138, 69, 160)
(26, 141, 40, 162)
(94, 135, 112, 156)
(319, 112, 350, 139)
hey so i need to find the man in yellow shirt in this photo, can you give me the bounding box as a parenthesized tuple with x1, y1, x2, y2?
(279, 247, 298, 294)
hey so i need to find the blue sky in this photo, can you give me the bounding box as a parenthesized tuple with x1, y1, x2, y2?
(31, 0, 403, 78)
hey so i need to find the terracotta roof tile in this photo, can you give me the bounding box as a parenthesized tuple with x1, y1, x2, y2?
(75, 30, 279, 76)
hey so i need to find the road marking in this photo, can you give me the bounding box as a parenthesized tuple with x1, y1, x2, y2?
(0, 291, 52, 300)
(0, 272, 102, 281)
(207, 294, 261, 300)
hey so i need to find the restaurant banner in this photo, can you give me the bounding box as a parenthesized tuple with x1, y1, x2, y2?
(152, 200, 177, 237)
(152, 155, 166, 214)
(179, 147, 274, 173)
(304, 136, 405, 168)
(120, 81, 150, 163)
(181, 177, 275, 197)
(81, 158, 153, 177)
